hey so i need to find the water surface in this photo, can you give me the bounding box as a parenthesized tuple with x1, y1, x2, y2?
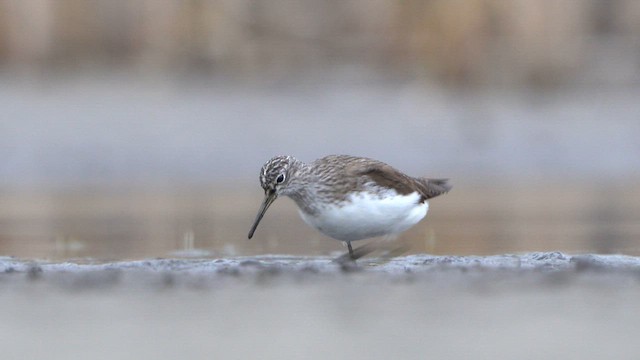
(1, 183, 638, 261)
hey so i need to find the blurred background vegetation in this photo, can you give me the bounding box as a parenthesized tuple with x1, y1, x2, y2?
(2, 0, 640, 87)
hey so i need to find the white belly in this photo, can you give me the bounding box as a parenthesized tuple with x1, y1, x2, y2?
(298, 190, 428, 242)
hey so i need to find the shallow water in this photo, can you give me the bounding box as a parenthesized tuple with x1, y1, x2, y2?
(2, 78, 640, 260)
(0, 183, 639, 261)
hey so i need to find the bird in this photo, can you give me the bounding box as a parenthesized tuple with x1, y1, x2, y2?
(248, 155, 451, 260)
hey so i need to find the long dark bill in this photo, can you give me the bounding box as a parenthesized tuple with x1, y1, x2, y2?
(247, 191, 277, 239)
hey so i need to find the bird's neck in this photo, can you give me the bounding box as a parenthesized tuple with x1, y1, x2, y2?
(286, 163, 323, 215)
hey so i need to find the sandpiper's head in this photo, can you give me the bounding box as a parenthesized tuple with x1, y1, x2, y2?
(248, 156, 300, 239)
(259, 155, 297, 195)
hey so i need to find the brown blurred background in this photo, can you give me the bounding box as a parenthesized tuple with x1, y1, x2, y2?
(2, 0, 640, 86)
(1, 0, 639, 260)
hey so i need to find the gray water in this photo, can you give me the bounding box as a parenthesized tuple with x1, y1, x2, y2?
(2, 76, 639, 258)
(2, 76, 640, 187)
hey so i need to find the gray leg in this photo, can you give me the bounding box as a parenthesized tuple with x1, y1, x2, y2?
(333, 241, 376, 264)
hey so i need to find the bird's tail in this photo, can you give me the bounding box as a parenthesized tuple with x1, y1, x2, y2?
(416, 178, 451, 200)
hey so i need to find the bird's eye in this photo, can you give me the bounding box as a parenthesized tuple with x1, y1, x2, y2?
(276, 174, 285, 184)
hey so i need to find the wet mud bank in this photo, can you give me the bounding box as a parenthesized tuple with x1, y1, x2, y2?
(1, 252, 639, 290)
